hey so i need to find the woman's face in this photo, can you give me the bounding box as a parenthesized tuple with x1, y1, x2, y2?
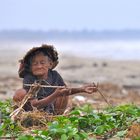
(31, 52, 51, 78)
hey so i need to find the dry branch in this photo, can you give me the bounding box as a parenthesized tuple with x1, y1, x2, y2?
(24, 83, 66, 88)
(10, 83, 40, 121)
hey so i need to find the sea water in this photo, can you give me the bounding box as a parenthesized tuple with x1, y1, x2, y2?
(54, 40, 140, 60)
(0, 40, 140, 60)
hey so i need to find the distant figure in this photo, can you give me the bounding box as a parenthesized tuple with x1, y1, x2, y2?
(13, 44, 97, 115)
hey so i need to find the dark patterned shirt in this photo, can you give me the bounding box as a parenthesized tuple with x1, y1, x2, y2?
(23, 70, 65, 114)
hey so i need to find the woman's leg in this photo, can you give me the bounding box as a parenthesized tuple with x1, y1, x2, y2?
(54, 95, 69, 115)
(13, 89, 32, 111)
(13, 89, 27, 102)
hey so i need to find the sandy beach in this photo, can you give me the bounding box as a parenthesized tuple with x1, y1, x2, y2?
(0, 44, 140, 109)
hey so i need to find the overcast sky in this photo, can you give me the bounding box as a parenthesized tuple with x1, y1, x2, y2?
(0, 0, 140, 31)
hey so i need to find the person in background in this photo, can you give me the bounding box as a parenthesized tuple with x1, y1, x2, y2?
(13, 44, 97, 115)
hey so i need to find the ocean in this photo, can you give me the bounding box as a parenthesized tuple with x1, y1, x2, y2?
(54, 40, 140, 60)
(0, 40, 140, 60)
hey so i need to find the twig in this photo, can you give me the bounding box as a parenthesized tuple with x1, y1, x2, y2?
(93, 82, 112, 107)
(24, 83, 66, 88)
(10, 83, 40, 121)
(0, 136, 17, 139)
(97, 89, 112, 107)
(25, 83, 112, 106)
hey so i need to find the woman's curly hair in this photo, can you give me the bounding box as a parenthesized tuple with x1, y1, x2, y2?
(18, 44, 59, 78)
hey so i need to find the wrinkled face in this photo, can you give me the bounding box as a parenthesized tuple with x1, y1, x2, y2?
(31, 52, 51, 78)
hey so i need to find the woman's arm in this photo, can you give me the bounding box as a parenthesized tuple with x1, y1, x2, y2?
(69, 84, 98, 95)
(30, 88, 69, 109)
(30, 84, 97, 109)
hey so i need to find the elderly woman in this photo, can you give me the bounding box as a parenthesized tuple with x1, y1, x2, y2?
(13, 44, 97, 115)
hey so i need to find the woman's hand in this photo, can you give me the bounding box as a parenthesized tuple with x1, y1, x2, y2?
(82, 84, 98, 94)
